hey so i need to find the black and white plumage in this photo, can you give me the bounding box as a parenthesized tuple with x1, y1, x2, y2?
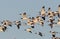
(30, 22, 35, 28)
(42, 16, 45, 20)
(2, 26, 7, 32)
(57, 18, 60, 24)
(39, 19, 44, 26)
(14, 21, 21, 29)
(49, 23, 53, 29)
(1, 20, 12, 27)
(40, 6, 46, 20)
(0, 25, 7, 32)
(57, 5, 60, 18)
(25, 28, 32, 33)
(20, 12, 28, 20)
(50, 31, 57, 37)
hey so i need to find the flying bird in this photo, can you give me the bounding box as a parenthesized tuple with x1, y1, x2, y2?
(39, 19, 44, 26)
(57, 18, 60, 25)
(20, 12, 28, 20)
(25, 28, 32, 33)
(30, 21, 35, 28)
(1, 20, 12, 27)
(0, 25, 7, 32)
(40, 6, 46, 20)
(14, 20, 21, 29)
(56, 5, 60, 18)
(50, 31, 59, 37)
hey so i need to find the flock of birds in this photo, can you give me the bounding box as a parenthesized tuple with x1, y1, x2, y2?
(1, 5, 60, 39)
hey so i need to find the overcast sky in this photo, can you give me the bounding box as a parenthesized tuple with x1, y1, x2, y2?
(0, 0, 60, 39)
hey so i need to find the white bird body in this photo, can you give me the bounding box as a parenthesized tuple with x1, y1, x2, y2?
(26, 28, 32, 32)
(0, 25, 7, 32)
(40, 6, 46, 17)
(27, 19, 32, 26)
(1, 20, 12, 27)
(41, 9, 45, 15)
(27, 21, 32, 26)
(14, 21, 21, 25)
(27, 21, 34, 26)
(52, 37, 56, 39)
(22, 17, 28, 20)
(32, 18, 38, 23)
(57, 18, 60, 25)
(39, 19, 44, 26)
(20, 12, 28, 20)
(0, 27, 3, 32)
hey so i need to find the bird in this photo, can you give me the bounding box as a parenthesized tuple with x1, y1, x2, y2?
(38, 32, 43, 37)
(31, 16, 38, 24)
(0, 26, 4, 32)
(25, 28, 32, 33)
(0, 25, 7, 32)
(30, 21, 35, 28)
(48, 19, 56, 29)
(42, 16, 45, 20)
(1, 20, 12, 27)
(47, 8, 55, 18)
(39, 19, 44, 26)
(47, 7, 52, 15)
(49, 23, 54, 29)
(48, 17, 55, 24)
(40, 6, 46, 20)
(57, 18, 60, 25)
(27, 20, 35, 28)
(20, 12, 28, 20)
(58, 5, 60, 14)
(14, 20, 21, 29)
(2, 26, 7, 32)
(49, 12, 55, 18)
(0, 5, 60, 39)
(27, 18, 32, 26)
(50, 31, 59, 37)
(31, 17, 35, 21)
(35, 16, 41, 22)
(56, 5, 60, 18)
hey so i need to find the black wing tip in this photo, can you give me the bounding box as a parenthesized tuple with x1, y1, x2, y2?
(58, 5, 60, 7)
(31, 26, 34, 28)
(42, 6, 45, 8)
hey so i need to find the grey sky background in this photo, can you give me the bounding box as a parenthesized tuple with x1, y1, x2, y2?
(0, 0, 60, 39)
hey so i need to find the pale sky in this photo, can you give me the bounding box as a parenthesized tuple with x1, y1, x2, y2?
(0, 0, 60, 39)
